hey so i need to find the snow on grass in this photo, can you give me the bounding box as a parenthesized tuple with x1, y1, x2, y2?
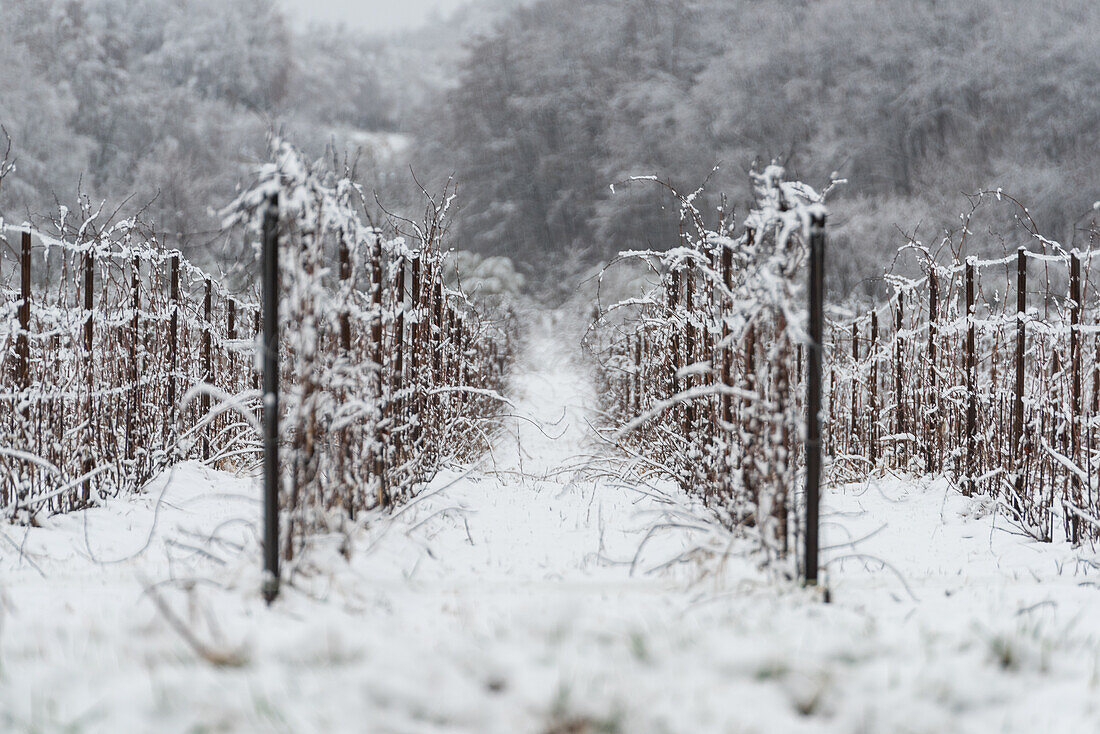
(3, 312, 1100, 733)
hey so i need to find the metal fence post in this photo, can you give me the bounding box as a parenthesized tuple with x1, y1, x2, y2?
(17, 231, 30, 390)
(1014, 248, 1026, 502)
(804, 212, 825, 586)
(261, 194, 280, 604)
(965, 258, 977, 497)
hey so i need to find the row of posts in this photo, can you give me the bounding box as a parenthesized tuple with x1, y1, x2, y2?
(9, 209, 492, 603)
(842, 248, 1088, 542)
(11, 230, 250, 506)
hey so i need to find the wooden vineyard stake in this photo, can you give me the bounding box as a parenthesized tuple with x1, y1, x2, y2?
(339, 237, 351, 354)
(721, 243, 734, 427)
(202, 277, 212, 461)
(684, 264, 696, 439)
(371, 233, 388, 509)
(82, 240, 95, 505)
(17, 231, 30, 390)
(127, 255, 140, 463)
(928, 271, 939, 472)
(869, 311, 878, 466)
(894, 294, 906, 466)
(1069, 252, 1083, 542)
(410, 255, 422, 448)
(167, 254, 180, 425)
(850, 321, 859, 454)
(393, 258, 406, 467)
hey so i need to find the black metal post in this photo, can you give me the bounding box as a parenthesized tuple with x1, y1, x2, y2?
(17, 231, 30, 390)
(261, 194, 280, 604)
(1013, 248, 1025, 500)
(804, 211, 826, 586)
(965, 259, 976, 497)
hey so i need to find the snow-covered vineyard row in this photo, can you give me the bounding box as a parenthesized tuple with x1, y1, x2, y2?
(5, 318, 1100, 734)
(0, 141, 515, 540)
(590, 172, 1100, 565)
(2, 156, 1100, 733)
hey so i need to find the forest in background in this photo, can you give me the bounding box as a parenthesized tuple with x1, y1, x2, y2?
(417, 0, 1100, 301)
(2, 0, 1098, 301)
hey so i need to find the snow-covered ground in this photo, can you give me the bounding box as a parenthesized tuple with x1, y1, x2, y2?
(3, 313, 1100, 733)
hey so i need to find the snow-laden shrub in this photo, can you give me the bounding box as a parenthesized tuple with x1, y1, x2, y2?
(224, 139, 515, 558)
(587, 166, 829, 571)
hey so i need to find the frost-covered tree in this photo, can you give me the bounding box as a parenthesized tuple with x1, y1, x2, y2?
(416, 0, 1100, 298)
(0, 0, 399, 266)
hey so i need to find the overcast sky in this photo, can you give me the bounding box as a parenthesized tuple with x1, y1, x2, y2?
(280, 0, 469, 33)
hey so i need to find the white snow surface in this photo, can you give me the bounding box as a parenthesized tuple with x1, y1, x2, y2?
(3, 312, 1100, 733)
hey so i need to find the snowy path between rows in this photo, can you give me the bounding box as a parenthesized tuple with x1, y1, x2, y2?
(4, 313, 1100, 733)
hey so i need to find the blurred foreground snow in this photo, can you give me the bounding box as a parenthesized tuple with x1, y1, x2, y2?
(2, 313, 1100, 733)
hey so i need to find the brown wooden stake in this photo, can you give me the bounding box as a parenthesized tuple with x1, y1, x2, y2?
(202, 278, 212, 461)
(1093, 335, 1099, 519)
(433, 279, 443, 385)
(82, 243, 95, 504)
(410, 255, 422, 448)
(870, 311, 879, 465)
(895, 295, 906, 443)
(669, 268, 681, 401)
(850, 321, 859, 453)
(721, 243, 733, 426)
(393, 258, 406, 469)
(743, 322, 757, 508)
(226, 298, 236, 436)
(684, 264, 696, 439)
(1093, 335, 1099, 418)
(339, 238, 351, 353)
(447, 307, 458, 387)
(83, 249, 94, 355)
(371, 234, 387, 508)
(394, 259, 406, 393)
(929, 272, 939, 472)
(16, 232, 33, 509)
(167, 255, 180, 424)
(252, 309, 261, 392)
(458, 315, 468, 404)
(17, 231, 30, 390)
(127, 255, 140, 463)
